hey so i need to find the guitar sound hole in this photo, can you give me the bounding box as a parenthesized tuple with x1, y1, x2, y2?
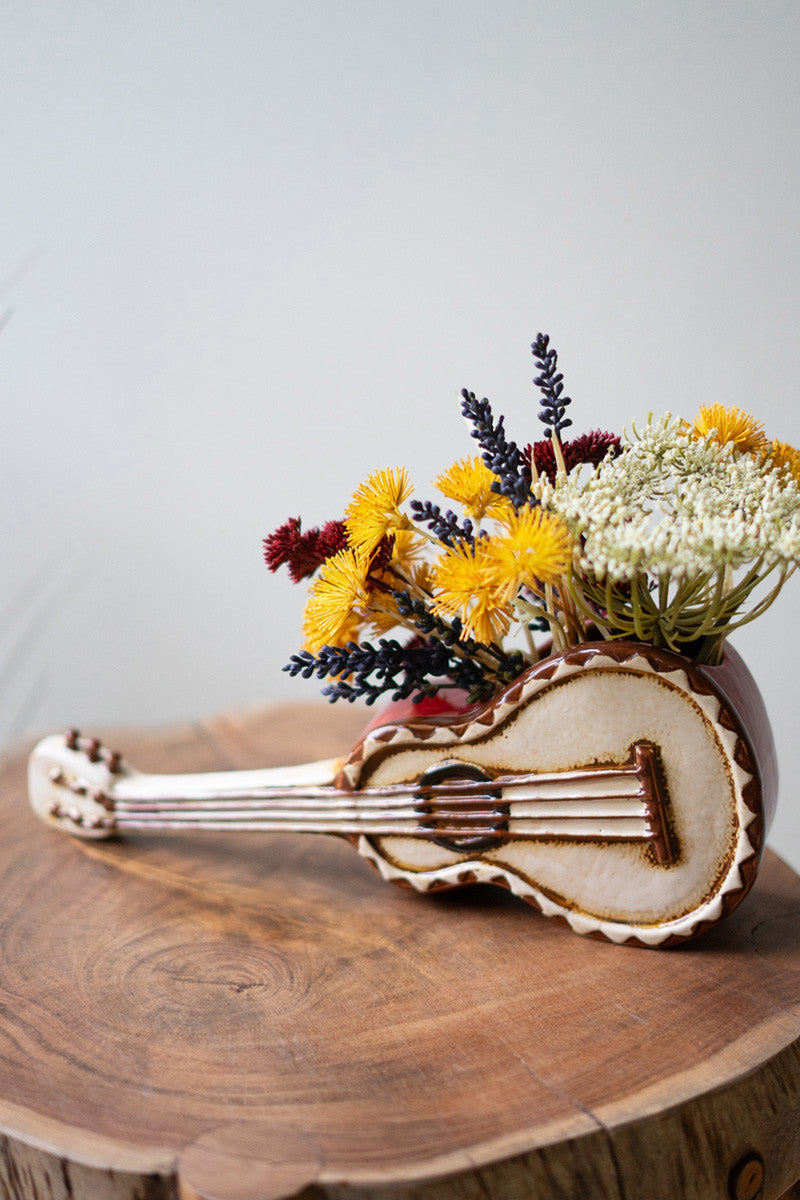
(415, 761, 508, 854)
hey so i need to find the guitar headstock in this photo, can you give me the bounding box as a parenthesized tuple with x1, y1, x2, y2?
(28, 729, 124, 839)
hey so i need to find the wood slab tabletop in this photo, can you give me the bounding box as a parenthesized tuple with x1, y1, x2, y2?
(1, 702, 800, 1200)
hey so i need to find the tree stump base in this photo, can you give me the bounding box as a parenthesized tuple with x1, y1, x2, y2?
(1, 702, 800, 1200)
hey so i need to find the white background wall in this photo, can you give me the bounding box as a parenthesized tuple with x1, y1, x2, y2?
(2, 3, 800, 867)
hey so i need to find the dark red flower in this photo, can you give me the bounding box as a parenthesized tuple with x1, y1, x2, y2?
(263, 518, 348, 583)
(524, 430, 621, 483)
(317, 520, 349, 561)
(264, 517, 302, 572)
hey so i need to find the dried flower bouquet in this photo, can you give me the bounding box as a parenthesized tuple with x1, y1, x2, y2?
(265, 335, 800, 704)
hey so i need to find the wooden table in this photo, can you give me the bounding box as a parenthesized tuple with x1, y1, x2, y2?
(1, 702, 800, 1200)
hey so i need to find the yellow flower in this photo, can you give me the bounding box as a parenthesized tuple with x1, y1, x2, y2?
(434, 457, 511, 520)
(491, 507, 573, 598)
(388, 528, 425, 573)
(431, 541, 512, 645)
(409, 559, 435, 595)
(687, 404, 767, 454)
(345, 467, 413, 555)
(365, 591, 406, 637)
(303, 548, 370, 653)
(363, 530, 429, 636)
(768, 439, 800, 485)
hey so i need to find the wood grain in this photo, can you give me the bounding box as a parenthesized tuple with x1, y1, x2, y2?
(1, 702, 800, 1200)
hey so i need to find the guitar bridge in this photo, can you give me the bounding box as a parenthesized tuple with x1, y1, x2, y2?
(634, 742, 680, 867)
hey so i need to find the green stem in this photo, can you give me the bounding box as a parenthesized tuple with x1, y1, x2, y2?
(514, 595, 569, 650)
(564, 575, 613, 638)
(544, 582, 567, 651)
(630, 577, 651, 643)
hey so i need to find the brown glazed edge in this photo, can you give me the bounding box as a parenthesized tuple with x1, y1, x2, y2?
(339, 640, 772, 948)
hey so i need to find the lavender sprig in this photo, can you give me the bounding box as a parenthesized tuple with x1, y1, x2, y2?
(284, 636, 496, 705)
(460, 389, 531, 507)
(283, 586, 526, 705)
(409, 499, 474, 547)
(390, 589, 462, 646)
(531, 332, 572, 440)
(391, 590, 526, 679)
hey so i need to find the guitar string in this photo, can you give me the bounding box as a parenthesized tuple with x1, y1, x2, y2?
(108, 762, 647, 811)
(112, 790, 647, 816)
(112, 805, 650, 823)
(111, 816, 656, 841)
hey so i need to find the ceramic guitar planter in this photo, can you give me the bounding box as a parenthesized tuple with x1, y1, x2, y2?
(28, 639, 776, 947)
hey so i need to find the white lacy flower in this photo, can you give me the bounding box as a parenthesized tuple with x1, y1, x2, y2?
(537, 414, 800, 583)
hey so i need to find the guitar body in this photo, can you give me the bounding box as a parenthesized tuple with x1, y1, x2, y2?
(27, 641, 776, 947)
(340, 642, 775, 946)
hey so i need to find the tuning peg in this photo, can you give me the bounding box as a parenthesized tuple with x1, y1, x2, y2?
(60, 729, 124, 775)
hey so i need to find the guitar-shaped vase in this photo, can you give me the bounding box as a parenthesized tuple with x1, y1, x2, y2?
(27, 641, 777, 946)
